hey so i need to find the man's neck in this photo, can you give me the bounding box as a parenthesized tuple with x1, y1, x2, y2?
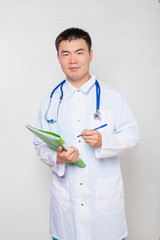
(67, 74, 90, 88)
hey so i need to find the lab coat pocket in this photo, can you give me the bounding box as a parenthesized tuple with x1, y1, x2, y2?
(51, 175, 70, 212)
(90, 110, 113, 135)
(96, 175, 124, 215)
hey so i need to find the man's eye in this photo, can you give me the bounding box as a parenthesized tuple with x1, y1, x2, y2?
(62, 52, 69, 56)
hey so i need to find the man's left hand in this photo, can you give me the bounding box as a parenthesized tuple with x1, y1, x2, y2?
(81, 129, 102, 148)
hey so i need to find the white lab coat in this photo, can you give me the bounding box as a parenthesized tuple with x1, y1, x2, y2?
(34, 75, 139, 240)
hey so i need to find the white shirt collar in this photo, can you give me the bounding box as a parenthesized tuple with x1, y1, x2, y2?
(65, 75, 96, 98)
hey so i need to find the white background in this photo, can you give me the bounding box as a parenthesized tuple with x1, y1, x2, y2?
(0, 0, 160, 239)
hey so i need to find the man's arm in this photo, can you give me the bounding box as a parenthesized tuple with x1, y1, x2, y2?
(81, 94, 139, 158)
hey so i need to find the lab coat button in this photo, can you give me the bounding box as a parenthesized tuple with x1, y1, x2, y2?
(81, 203, 84, 206)
(80, 183, 83, 185)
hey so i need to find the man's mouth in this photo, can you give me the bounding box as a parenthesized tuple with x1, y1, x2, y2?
(69, 67, 79, 71)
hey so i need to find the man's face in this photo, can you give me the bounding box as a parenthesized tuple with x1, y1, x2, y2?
(57, 39, 93, 86)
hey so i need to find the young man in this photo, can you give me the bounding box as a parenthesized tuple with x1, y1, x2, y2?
(34, 28, 139, 240)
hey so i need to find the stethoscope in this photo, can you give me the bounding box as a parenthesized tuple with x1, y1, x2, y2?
(44, 79, 102, 123)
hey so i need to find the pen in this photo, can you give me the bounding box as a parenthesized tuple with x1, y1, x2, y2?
(77, 123, 108, 137)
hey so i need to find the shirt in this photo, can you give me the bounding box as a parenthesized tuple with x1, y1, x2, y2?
(34, 75, 140, 240)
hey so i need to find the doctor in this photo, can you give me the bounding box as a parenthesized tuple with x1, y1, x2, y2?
(34, 28, 139, 240)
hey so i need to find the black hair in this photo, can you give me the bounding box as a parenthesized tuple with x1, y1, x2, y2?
(55, 27, 92, 53)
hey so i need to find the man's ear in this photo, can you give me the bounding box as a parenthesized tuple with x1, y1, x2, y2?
(89, 49, 93, 62)
(57, 53, 60, 63)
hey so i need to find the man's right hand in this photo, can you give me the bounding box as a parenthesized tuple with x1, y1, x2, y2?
(56, 146, 79, 164)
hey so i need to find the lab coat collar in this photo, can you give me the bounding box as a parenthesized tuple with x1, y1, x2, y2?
(65, 75, 96, 98)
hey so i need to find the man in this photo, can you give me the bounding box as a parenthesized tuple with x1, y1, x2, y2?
(34, 28, 139, 240)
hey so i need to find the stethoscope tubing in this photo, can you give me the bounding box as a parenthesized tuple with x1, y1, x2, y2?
(95, 79, 100, 111)
(50, 79, 66, 99)
(45, 79, 101, 123)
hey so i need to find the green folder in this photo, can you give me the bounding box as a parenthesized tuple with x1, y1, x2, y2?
(26, 125, 86, 168)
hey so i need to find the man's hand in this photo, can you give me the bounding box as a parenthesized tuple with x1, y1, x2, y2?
(81, 129, 102, 148)
(56, 146, 79, 164)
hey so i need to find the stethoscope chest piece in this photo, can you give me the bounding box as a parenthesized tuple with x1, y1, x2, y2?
(94, 109, 102, 121)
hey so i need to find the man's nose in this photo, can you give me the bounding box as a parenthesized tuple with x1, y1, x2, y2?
(69, 54, 78, 63)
